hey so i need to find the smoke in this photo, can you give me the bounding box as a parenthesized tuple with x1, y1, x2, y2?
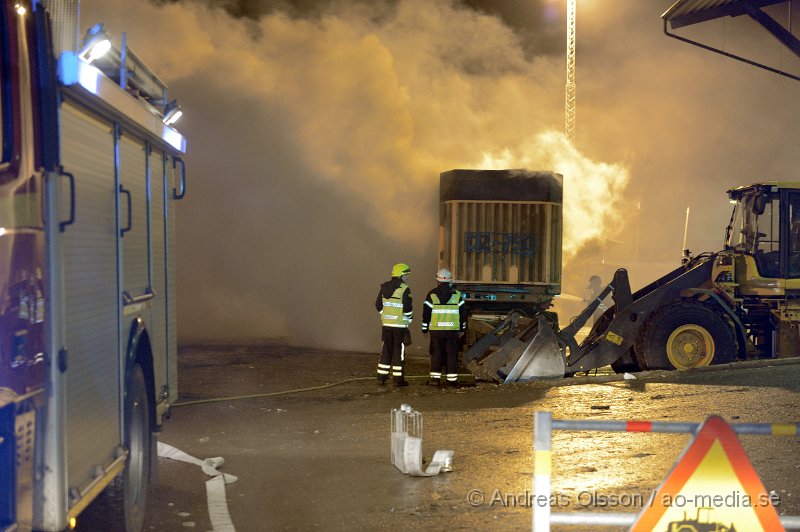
(79, 0, 800, 349)
(479, 131, 629, 259)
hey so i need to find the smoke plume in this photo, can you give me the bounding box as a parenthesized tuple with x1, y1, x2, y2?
(80, 0, 800, 348)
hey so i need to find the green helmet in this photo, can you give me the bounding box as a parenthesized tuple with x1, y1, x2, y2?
(391, 263, 411, 277)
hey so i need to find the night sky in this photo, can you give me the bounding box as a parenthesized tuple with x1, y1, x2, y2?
(81, 0, 800, 350)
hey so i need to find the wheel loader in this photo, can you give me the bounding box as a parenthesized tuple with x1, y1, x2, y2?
(451, 179, 800, 381)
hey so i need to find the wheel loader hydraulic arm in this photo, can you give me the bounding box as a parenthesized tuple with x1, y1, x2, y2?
(563, 257, 724, 373)
(558, 269, 632, 371)
(558, 281, 614, 357)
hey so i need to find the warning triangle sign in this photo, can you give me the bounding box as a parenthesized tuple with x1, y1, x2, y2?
(631, 415, 783, 532)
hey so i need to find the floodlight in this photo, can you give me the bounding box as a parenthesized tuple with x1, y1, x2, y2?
(162, 100, 183, 126)
(79, 24, 111, 64)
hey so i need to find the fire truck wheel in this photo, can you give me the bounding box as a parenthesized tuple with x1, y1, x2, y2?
(81, 363, 151, 531)
(636, 301, 735, 371)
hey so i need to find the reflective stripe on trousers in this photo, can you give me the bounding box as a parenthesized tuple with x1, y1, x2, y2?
(378, 340, 405, 375)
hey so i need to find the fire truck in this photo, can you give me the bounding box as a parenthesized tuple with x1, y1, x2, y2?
(1, 1, 186, 530)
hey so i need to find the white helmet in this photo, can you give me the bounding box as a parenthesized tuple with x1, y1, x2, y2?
(436, 268, 453, 283)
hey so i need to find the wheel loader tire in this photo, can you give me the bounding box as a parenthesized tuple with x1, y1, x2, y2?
(78, 363, 151, 532)
(636, 301, 735, 371)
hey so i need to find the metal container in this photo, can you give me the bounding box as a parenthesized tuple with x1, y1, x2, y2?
(439, 169, 562, 305)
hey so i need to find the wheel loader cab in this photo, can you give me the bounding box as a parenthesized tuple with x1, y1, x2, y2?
(726, 184, 800, 284)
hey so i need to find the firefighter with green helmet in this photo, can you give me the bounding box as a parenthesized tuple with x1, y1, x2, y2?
(375, 263, 413, 386)
(422, 268, 466, 387)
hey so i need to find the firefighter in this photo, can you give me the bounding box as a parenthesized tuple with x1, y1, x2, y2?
(584, 274, 607, 325)
(421, 268, 466, 387)
(375, 263, 413, 386)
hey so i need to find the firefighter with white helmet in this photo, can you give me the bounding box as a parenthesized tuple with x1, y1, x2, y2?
(422, 267, 466, 387)
(375, 263, 413, 386)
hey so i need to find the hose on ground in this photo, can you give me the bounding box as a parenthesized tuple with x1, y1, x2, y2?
(172, 373, 475, 408)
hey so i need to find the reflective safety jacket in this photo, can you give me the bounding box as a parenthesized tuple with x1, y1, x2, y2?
(380, 282, 412, 328)
(427, 291, 462, 331)
(423, 286, 466, 332)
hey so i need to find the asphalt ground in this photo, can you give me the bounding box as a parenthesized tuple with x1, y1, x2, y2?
(142, 345, 800, 531)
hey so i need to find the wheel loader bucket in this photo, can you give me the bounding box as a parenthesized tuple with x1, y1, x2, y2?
(501, 315, 565, 382)
(465, 314, 565, 382)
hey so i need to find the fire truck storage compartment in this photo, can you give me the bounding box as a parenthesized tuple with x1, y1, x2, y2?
(59, 102, 121, 491)
(57, 99, 177, 494)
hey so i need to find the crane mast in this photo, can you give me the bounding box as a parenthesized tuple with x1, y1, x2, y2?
(565, 0, 576, 142)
